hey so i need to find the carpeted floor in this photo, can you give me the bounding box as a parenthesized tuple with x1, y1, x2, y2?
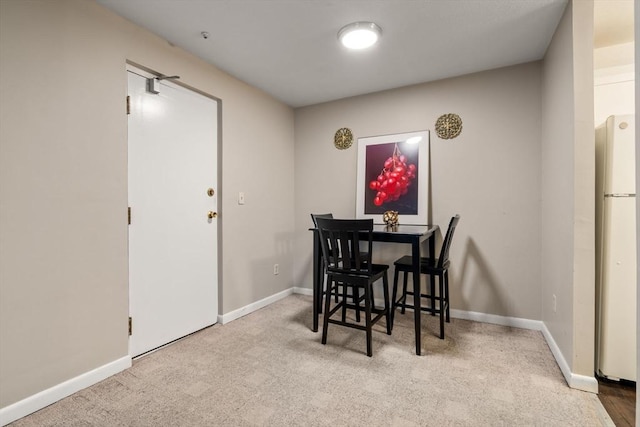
(10, 294, 613, 426)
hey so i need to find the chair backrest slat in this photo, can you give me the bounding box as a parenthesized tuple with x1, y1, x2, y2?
(437, 214, 461, 268)
(352, 230, 362, 270)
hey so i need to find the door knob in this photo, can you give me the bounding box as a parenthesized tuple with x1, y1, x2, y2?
(208, 211, 217, 219)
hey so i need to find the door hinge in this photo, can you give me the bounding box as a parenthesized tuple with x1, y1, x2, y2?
(126, 95, 131, 115)
(128, 207, 131, 225)
(128, 316, 133, 336)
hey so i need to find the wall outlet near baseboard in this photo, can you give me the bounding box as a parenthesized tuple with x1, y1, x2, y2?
(273, 264, 279, 275)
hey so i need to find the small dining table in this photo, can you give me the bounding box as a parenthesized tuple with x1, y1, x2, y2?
(310, 223, 440, 355)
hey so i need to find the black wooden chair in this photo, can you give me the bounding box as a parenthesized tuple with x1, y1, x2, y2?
(316, 218, 391, 357)
(391, 214, 460, 339)
(311, 213, 339, 311)
(311, 213, 368, 313)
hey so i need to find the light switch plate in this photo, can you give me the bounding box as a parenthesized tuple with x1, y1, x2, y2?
(238, 192, 245, 205)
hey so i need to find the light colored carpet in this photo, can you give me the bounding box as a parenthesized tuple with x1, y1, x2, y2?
(11, 294, 613, 426)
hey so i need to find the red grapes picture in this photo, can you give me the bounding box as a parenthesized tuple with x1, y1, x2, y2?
(364, 141, 419, 215)
(357, 130, 428, 224)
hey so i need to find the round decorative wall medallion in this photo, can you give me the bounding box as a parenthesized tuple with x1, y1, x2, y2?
(435, 113, 463, 139)
(334, 127, 354, 150)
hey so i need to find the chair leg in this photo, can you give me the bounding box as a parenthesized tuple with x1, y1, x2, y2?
(341, 282, 348, 323)
(352, 286, 362, 323)
(321, 277, 334, 345)
(391, 268, 400, 329)
(444, 270, 450, 322)
(438, 273, 445, 339)
(319, 275, 324, 314)
(401, 270, 409, 314)
(430, 274, 436, 315)
(382, 273, 391, 335)
(364, 284, 373, 357)
(321, 273, 336, 314)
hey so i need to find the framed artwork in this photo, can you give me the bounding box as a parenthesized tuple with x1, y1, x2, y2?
(356, 130, 429, 224)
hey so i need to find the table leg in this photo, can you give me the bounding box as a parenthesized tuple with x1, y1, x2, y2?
(312, 231, 321, 332)
(429, 233, 436, 313)
(428, 231, 436, 267)
(412, 238, 422, 355)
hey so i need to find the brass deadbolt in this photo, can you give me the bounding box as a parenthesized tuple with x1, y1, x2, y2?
(207, 188, 215, 197)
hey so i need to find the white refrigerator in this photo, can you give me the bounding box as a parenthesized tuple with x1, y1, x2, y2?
(595, 114, 636, 382)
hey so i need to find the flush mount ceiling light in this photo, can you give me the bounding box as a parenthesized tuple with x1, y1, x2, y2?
(338, 22, 382, 49)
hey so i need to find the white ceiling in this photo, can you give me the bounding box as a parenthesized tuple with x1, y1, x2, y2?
(96, 0, 633, 108)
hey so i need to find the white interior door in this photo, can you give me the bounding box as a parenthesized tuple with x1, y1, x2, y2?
(128, 69, 218, 357)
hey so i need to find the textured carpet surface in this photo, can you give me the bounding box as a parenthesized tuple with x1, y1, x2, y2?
(11, 294, 612, 426)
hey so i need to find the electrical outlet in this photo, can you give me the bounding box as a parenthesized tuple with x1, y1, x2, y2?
(238, 192, 245, 205)
(273, 264, 279, 275)
(552, 294, 557, 313)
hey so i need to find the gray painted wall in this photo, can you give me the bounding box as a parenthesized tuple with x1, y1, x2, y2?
(0, 0, 295, 408)
(540, 0, 595, 379)
(294, 62, 543, 320)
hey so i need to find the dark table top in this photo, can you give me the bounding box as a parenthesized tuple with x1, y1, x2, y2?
(310, 223, 438, 243)
(370, 224, 436, 234)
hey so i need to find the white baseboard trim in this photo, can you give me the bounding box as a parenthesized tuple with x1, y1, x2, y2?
(446, 309, 599, 394)
(0, 356, 131, 426)
(450, 308, 544, 331)
(540, 323, 598, 394)
(218, 287, 294, 324)
(290, 291, 599, 394)
(292, 286, 313, 296)
(444, 310, 598, 393)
